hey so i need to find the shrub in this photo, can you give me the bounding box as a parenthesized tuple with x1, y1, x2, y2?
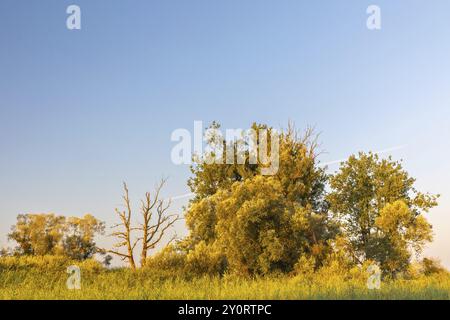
(0, 255, 104, 273)
(421, 258, 447, 276)
(185, 241, 226, 276)
(142, 245, 187, 278)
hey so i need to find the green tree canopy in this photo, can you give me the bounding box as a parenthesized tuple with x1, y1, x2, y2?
(327, 152, 438, 274)
(184, 123, 336, 275)
(8, 214, 66, 256)
(8, 213, 104, 260)
(63, 214, 105, 260)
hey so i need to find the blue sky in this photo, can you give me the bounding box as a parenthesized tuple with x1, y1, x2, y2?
(1, 1, 449, 267)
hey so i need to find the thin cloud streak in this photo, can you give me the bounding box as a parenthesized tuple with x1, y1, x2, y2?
(168, 193, 195, 201)
(320, 145, 407, 167)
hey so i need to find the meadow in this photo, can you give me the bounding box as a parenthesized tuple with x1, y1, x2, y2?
(1, 256, 449, 300)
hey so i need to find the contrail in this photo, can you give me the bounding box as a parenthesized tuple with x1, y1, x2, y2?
(319, 145, 407, 167)
(168, 193, 195, 201)
(168, 145, 407, 202)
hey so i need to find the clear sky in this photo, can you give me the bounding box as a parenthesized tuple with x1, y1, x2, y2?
(1, 1, 449, 267)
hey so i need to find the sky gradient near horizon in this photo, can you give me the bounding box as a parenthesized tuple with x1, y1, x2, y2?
(1, 1, 449, 267)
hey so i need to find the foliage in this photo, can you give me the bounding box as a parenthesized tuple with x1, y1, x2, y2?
(0, 259, 449, 299)
(327, 152, 438, 274)
(420, 258, 447, 276)
(2, 123, 445, 288)
(143, 245, 186, 276)
(8, 213, 104, 260)
(185, 241, 226, 276)
(374, 201, 432, 274)
(0, 255, 104, 273)
(185, 124, 336, 275)
(8, 214, 66, 256)
(143, 243, 226, 278)
(63, 215, 105, 260)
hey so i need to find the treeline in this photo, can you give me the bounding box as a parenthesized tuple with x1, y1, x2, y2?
(161, 123, 442, 277)
(1, 123, 446, 278)
(2, 214, 108, 264)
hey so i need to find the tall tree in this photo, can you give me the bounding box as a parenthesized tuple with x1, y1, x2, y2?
(139, 179, 179, 267)
(184, 123, 336, 275)
(327, 152, 438, 273)
(109, 181, 179, 269)
(109, 183, 138, 269)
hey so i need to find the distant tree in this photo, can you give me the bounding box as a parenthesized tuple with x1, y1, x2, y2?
(0, 247, 12, 257)
(8, 213, 105, 260)
(102, 254, 113, 268)
(62, 214, 105, 260)
(420, 257, 446, 275)
(327, 152, 438, 274)
(8, 214, 66, 256)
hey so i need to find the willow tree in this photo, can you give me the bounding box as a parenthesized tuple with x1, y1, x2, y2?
(183, 123, 337, 275)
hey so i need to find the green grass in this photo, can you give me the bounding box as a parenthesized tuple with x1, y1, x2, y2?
(1, 268, 449, 300)
(1, 256, 448, 299)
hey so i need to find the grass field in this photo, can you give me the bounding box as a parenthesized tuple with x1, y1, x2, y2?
(1, 267, 449, 300)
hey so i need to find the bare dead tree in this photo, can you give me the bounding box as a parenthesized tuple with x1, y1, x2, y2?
(109, 182, 138, 270)
(139, 178, 180, 267)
